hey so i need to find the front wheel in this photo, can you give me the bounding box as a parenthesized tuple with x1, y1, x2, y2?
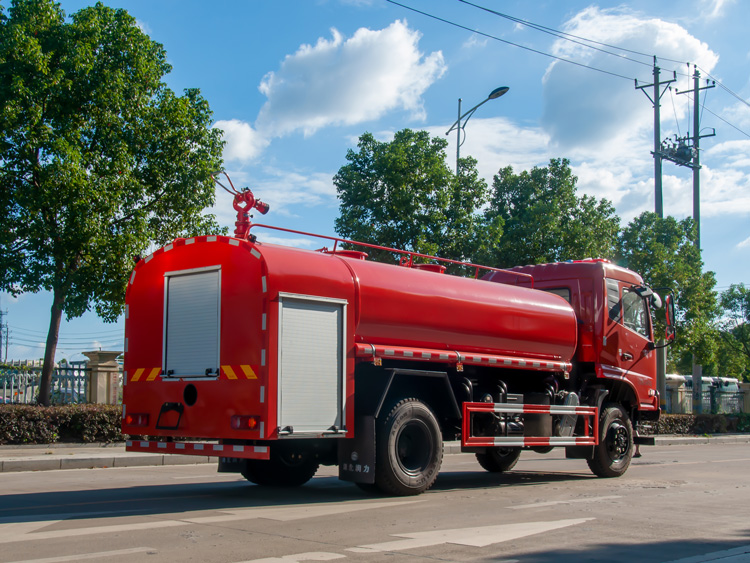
(587, 403, 634, 478)
(476, 447, 522, 472)
(375, 398, 443, 496)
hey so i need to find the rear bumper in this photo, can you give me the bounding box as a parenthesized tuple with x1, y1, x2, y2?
(126, 440, 271, 460)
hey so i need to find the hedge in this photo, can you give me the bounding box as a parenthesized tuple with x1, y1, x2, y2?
(1, 405, 748, 445)
(0, 404, 125, 445)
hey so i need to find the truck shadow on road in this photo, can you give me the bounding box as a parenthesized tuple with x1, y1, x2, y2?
(0, 468, 595, 524)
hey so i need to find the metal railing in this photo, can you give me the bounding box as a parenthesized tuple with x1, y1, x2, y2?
(666, 388, 745, 414)
(0, 365, 90, 405)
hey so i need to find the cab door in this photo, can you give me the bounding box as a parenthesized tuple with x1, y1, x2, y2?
(607, 279, 656, 403)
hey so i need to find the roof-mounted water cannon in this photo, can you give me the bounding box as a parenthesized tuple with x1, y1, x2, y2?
(213, 172, 270, 240)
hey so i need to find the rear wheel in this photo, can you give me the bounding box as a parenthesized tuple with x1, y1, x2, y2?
(587, 403, 633, 478)
(241, 448, 319, 487)
(476, 447, 521, 472)
(375, 398, 443, 496)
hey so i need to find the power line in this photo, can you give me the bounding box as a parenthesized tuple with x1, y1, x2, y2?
(449, 0, 750, 135)
(385, 0, 637, 81)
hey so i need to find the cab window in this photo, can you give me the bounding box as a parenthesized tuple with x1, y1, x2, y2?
(622, 288, 649, 338)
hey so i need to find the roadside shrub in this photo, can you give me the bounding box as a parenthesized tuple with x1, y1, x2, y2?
(654, 413, 750, 435)
(0, 404, 125, 445)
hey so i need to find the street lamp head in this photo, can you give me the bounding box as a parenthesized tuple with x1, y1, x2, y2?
(488, 86, 509, 100)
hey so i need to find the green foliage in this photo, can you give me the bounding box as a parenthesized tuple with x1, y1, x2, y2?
(481, 158, 620, 267)
(0, 0, 224, 403)
(333, 129, 500, 268)
(0, 403, 124, 444)
(717, 284, 750, 381)
(617, 213, 719, 367)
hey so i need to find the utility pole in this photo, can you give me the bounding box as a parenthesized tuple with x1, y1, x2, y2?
(635, 58, 676, 218)
(674, 65, 715, 414)
(0, 310, 8, 364)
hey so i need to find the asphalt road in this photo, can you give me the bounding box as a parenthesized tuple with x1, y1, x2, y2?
(1, 443, 749, 563)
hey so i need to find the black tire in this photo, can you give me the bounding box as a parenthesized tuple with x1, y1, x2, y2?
(375, 398, 443, 496)
(476, 447, 522, 472)
(587, 403, 634, 478)
(241, 448, 319, 487)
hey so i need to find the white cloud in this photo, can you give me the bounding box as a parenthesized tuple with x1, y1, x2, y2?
(255, 20, 446, 137)
(541, 7, 718, 152)
(213, 119, 269, 163)
(700, 0, 736, 20)
(738, 236, 750, 249)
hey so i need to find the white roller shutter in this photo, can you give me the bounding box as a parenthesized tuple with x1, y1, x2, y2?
(278, 295, 346, 434)
(164, 268, 220, 377)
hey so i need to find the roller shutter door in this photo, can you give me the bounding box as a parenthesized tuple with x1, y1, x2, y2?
(278, 296, 345, 434)
(164, 269, 220, 377)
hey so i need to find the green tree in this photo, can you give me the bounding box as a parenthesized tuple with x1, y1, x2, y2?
(617, 213, 719, 369)
(334, 129, 499, 267)
(0, 0, 224, 404)
(718, 284, 750, 381)
(482, 158, 620, 268)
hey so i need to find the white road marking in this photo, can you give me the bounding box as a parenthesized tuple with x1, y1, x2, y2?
(0, 500, 420, 544)
(664, 544, 750, 562)
(237, 553, 345, 563)
(510, 495, 621, 509)
(347, 518, 593, 552)
(6, 547, 156, 563)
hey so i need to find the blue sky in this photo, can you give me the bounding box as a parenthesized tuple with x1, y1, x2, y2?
(2, 0, 749, 362)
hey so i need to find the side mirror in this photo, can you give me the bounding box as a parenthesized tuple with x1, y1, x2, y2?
(664, 293, 676, 342)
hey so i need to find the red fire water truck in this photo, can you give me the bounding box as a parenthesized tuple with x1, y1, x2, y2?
(122, 184, 674, 496)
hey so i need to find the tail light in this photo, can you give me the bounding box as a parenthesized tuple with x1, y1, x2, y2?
(231, 415, 260, 430)
(124, 413, 149, 427)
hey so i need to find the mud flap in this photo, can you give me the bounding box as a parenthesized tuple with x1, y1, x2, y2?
(566, 445, 594, 460)
(338, 416, 375, 484)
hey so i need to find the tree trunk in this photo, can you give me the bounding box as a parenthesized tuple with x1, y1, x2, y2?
(39, 286, 65, 406)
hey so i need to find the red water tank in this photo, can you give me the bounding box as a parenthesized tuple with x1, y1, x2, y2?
(258, 243, 578, 363)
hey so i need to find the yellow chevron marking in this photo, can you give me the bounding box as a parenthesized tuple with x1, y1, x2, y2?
(146, 368, 161, 381)
(223, 365, 238, 380)
(131, 368, 145, 382)
(241, 365, 257, 379)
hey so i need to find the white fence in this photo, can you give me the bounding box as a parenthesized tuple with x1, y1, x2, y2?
(0, 364, 90, 405)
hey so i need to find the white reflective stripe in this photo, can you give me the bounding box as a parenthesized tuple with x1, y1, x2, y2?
(504, 359, 512, 365)
(126, 440, 133, 447)
(194, 444, 204, 450)
(164, 244, 173, 252)
(229, 239, 240, 247)
(213, 445, 224, 451)
(439, 354, 449, 360)
(493, 437, 525, 446)
(261, 350, 266, 366)
(140, 441, 149, 448)
(145, 253, 154, 262)
(260, 386, 265, 403)
(262, 276, 267, 293)
(251, 248, 261, 259)
(421, 352, 431, 359)
(130, 272, 136, 284)
(157, 442, 167, 449)
(207, 236, 217, 242)
(233, 445, 244, 452)
(254, 446, 268, 453)
(262, 313, 267, 330)
(260, 422, 264, 435)
(175, 443, 186, 450)
(403, 351, 413, 357)
(186, 238, 195, 245)
(385, 350, 395, 356)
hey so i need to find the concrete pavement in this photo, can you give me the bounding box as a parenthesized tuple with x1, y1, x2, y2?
(1, 434, 748, 473)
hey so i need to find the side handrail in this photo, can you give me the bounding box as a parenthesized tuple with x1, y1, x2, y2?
(248, 223, 534, 286)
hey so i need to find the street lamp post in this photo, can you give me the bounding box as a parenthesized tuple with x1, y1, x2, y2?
(445, 86, 509, 175)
